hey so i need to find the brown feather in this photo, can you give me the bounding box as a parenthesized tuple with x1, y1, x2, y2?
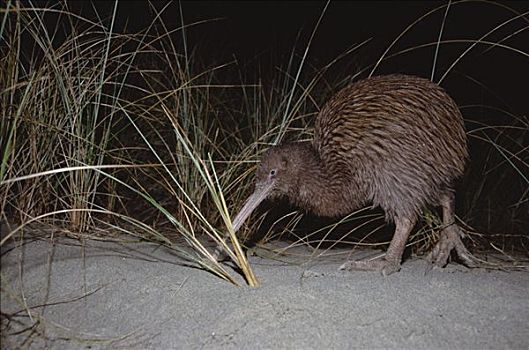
(257, 74, 467, 223)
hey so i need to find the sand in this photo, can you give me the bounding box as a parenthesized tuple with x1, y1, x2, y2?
(1, 237, 528, 349)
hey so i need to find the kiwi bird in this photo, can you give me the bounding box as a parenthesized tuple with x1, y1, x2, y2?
(230, 74, 474, 275)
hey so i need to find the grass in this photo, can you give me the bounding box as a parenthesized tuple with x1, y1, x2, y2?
(0, 1, 262, 286)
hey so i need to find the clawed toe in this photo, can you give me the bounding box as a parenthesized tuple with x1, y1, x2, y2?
(340, 258, 401, 276)
(428, 225, 475, 268)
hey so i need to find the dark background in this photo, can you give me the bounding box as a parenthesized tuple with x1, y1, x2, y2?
(66, 1, 528, 114)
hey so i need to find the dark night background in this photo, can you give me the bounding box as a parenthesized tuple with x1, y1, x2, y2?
(66, 1, 528, 114)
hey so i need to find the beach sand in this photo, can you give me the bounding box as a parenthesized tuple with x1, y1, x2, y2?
(2, 237, 528, 349)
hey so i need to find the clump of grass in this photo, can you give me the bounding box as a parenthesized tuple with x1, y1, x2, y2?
(1, 1, 122, 233)
(0, 1, 259, 286)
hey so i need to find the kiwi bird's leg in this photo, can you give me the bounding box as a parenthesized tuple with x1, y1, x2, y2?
(428, 192, 475, 267)
(340, 217, 415, 276)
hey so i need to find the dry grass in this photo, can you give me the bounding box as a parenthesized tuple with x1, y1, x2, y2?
(0, 1, 264, 286)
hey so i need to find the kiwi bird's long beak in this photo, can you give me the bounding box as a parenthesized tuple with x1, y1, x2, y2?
(232, 180, 274, 232)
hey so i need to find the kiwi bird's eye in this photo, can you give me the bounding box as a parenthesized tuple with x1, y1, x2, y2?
(270, 169, 277, 177)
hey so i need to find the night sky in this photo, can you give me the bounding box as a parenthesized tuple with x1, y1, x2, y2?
(67, 1, 528, 115)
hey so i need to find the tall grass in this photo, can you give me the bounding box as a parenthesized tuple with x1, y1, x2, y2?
(1, 2, 121, 233)
(0, 1, 263, 286)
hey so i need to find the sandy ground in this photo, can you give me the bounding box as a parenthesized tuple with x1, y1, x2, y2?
(1, 237, 528, 349)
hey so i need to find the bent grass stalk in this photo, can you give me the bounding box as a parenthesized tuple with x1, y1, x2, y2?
(161, 104, 259, 286)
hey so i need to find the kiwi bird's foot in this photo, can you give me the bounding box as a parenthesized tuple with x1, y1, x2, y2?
(339, 258, 401, 276)
(428, 224, 475, 268)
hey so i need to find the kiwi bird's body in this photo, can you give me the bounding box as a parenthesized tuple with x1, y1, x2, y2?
(311, 74, 468, 220)
(229, 74, 473, 274)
